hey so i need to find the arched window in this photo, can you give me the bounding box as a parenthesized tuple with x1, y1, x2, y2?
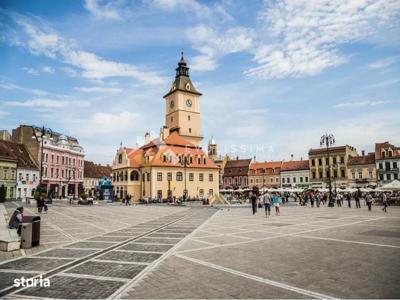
(130, 170, 139, 181)
(124, 171, 128, 181)
(118, 154, 123, 164)
(176, 172, 183, 181)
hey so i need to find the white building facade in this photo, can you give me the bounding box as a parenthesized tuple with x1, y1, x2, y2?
(280, 160, 310, 189)
(17, 168, 39, 200)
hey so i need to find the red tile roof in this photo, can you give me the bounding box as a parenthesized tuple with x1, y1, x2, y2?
(281, 160, 309, 171)
(375, 142, 400, 160)
(348, 153, 375, 166)
(250, 161, 283, 170)
(84, 161, 112, 178)
(0, 141, 37, 169)
(308, 145, 355, 155)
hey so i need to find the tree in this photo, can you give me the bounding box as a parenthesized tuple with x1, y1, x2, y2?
(0, 185, 6, 203)
(34, 185, 47, 200)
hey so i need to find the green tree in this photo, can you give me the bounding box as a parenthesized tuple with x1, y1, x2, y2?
(0, 185, 6, 203)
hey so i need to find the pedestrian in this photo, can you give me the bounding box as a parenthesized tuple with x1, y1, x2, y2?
(251, 190, 257, 215)
(382, 192, 388, 213)
(336, 193, 342, 207)
(365, 192, 373, 211)
(346, 193, 351, 208)
(263, 192, 272, 218)
(355, 192, 361, 208)
(8, 207, 24, 235)
(37, 196, 44, 213)
(273, 193, 280, 216)
(310, 193, 314, 208)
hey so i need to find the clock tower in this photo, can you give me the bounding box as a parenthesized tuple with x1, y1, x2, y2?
(163, 53, 202, 146)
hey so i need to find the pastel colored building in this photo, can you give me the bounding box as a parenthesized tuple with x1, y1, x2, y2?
(84, 160, 112, 196)
(12, 125, 85, 197)
(0, 142, 17, 200)
(248, 161, 282, 189)
(375, 142, 400, 184)
(347, 151, 377, 188)
(280, 160, 310, 189)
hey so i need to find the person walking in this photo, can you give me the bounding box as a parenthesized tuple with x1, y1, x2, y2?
(365, 192, 373, 211)
(8, 207, 24, 235)
(37, 196, 44, 213)
(382, 192, 388, 213)
(263, 193, 272, 218)
(336, 193, 342, 207)
(346, 193, 351, 208)
(310, 193, 314, 208)
(273, 193, 280, 216)
(251, 191, 257, 215)
(355, 192, 361, 208)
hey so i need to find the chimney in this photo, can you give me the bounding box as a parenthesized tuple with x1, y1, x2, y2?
(291, 154, 294, 161)
(253, 156, 256, 162)
(144, 132, 151, 144)
(161, 126, 170, 140)
(236, 156, 239, 160)
(362, 150, 365, 156)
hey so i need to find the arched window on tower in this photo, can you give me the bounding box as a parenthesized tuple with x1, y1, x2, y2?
(118, 154, 123, 164)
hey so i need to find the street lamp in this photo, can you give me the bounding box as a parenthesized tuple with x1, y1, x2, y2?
(320, 133, 335, 207)
(180, 156, 191, 201)
(31, 126, 53, 191)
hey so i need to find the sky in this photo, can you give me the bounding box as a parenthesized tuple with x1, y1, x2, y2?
(0, 0, 399, 165)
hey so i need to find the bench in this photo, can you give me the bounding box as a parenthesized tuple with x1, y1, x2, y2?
(0, 204, 21, 252)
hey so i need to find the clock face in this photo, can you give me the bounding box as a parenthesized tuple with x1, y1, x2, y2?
(170, 100, 175, 109)
(186, 99, 192, 107)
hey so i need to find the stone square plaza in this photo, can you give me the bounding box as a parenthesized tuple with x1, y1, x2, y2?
(0, 201, 399, 299)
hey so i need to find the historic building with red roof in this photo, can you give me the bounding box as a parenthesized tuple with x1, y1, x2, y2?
(248, 161, 283, 189)
(347, 151, 377, 188)
(280, 160, 310, 188)
(111, 54, 219, 201)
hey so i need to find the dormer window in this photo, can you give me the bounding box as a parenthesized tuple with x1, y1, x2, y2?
(388, 149, 393, 157)
(381, 150, 386, 158)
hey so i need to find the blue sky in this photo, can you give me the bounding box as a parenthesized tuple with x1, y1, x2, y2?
(1, 0, 399, 164)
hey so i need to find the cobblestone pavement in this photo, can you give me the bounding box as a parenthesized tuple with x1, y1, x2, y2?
(122, 204, 400, 299)
(1, 202, 399, 299)
(0, 202, 217, 299)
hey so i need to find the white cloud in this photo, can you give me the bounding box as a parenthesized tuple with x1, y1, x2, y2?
(42, 66, 55, 73)
(368, 55, 400, 69)
(60, 66, 79, 77)
(334, 100, 392, 108)
(74, 86, 123, 94)
(151, 0, 232, 21)
(5, 98, 91, 108)
(245, 0, 400, 79)
(21, 67, 39, 76)
(187, 25, 254, 71)
(84, 0, 122, 20)
(8, 13, 165, 85)
(0, 82, 49, 96)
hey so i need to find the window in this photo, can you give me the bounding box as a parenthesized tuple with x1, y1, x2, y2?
(380, 174, 384, 180)
(189, 173, 194, 181)
(341, 169, 345, 178)
(312, 159, 315, 166)
(188, 115, 191, 120)
(394, 162, 398, 169)
(209, 189, 213, 196)
(199, 189, 204, 198)
(124, 171, 128, 181)
(171, 116, 173, 122)
(394, 174, 398, 180)
(51, 168, 54, 178)
(209, 174, 213, 181)
(118, 154, 123, 164)
(199, 173, 204, 181)
(157, 172, 162, 181)
(203, 158, 206, 164)
(189, 128, 192, 133)
(176, 172, 183, 181)
(389, 150, 393, 157)
(385, 162, 390, 171)
(358, 172, 362, 179)
(56, 156, 59, 164)
(157, 190, 162, 199)
(379, 163, 383, 170)
(282, 178, 285, 183)
(368, 170, 373, 178)
(381, 151, 386, 158)
(340, 156, 344, 164)
(130, 171, 139, 181)
(305, 177, 308, 182)
(325, 157, 329, 164)
(276, 178, 279, 182)
(319, 171, 323, 178)
(300, 177, 303, 183)
(167, 172, 172, 181)
(287, 177, 290, 183)
(312, 172, 316, 179)
(147, 173, 150, 181)
(333, 170, 337, 178)
(293, 177, 296, 183)
(352, 172, 355, 179)
(318, 158, 322, 165)
(386, 174, 391, 181)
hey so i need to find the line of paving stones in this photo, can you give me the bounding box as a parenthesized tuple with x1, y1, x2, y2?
(11, 208, 218, 299)
(0, 209, 190, 297)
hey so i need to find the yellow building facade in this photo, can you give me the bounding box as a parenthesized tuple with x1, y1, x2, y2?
(111, 54, 219, 202)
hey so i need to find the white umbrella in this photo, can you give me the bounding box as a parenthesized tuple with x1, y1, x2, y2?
(380, 180, 400, 191)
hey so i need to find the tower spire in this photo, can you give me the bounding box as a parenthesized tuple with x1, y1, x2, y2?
(176, 50, 189, 77)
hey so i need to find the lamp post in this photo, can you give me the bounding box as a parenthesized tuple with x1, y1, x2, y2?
(320, 133, 335, 207)
(180, 156, 191, 202)
(31, 126, 53, 191)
